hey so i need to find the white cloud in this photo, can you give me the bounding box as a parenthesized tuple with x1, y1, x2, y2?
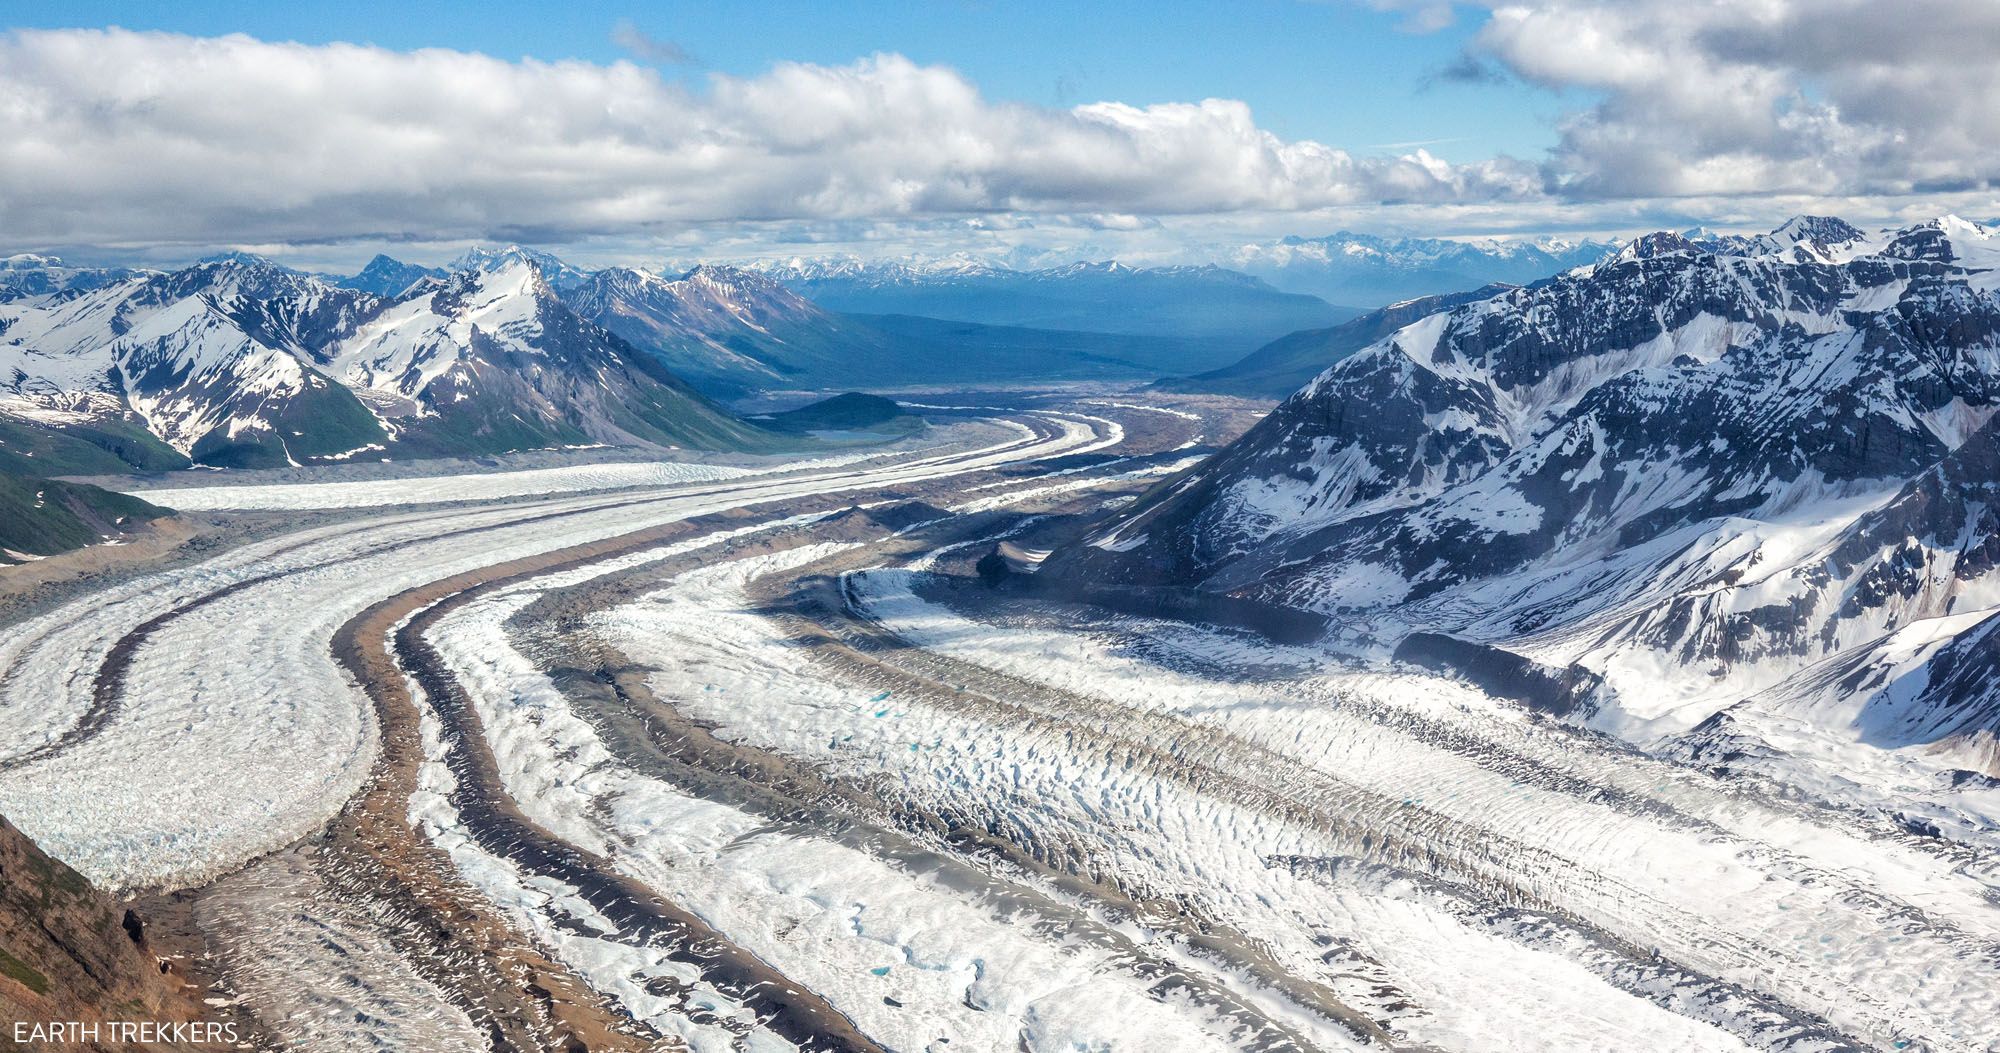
(0, 28, 1541, 251)
(1463, 0, 2000, 198)
(8, 11, 1998, 262)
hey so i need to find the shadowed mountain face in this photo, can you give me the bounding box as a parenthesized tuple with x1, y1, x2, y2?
(563, 264, 895, 395)
(1057, 216, 2000, 761)
(336, 254, 445, 297)
(0, 252, 778, 469)
(1155, 285, 1511, 399)
(0, 813, 218, 1049)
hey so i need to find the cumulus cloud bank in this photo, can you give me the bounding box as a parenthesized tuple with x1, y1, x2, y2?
(1461, 0, 2000, 198)
(0, 28, 1538, 248)
(4, 3, 1996, 253)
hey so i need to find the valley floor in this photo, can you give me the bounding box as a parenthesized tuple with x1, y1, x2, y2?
(0, 390, 1994, 1052)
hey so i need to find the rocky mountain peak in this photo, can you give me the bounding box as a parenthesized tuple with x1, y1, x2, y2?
(1055, 213, 2000, 766)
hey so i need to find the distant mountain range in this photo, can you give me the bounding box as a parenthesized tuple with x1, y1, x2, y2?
(1160, 217, 1883, 399)
(0, 246, 1297, 485)
(0, 251, 772, 475)
(1055, 214, 2000, 773)
(749, 258, 1359, 349)
(1226, 231, 1616, 308)
(0, 254, 148, 300)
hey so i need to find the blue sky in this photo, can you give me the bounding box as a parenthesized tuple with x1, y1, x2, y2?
(4, 2, 1998, 267)
(16, 1, 1562, 166)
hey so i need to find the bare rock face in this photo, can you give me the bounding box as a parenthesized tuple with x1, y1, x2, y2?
(1054, 215, 2000, 751)
(0, 251, 776, 471)
(0, 813, 217, 1052)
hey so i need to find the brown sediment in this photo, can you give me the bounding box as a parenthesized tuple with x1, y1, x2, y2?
(323, 531, 706, 1053)
(0, 812, 250, 1053)
(0, 516, 204, 613)
(330, 500, 908, 1053)
(498, 490, 1410, 1050)
(16, 404, 1188, 1050)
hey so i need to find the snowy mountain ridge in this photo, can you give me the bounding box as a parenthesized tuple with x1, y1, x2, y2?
(560, 262, 870, 391)
(0, 252, 766, 467)
(1227, 229, 1621, 306)
(1058, 214, 2000, 792)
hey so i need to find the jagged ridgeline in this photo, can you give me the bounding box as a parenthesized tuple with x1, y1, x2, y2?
(0, 250, 774, 469)
(1057, 215, 2000, 765)
(0, 247, 1350, 469)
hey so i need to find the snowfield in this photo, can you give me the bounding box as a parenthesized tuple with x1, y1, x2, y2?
(587, 553, 1773, 1051)
(118, 448, 911, 511)
(4, 391, 1997, 1051)
(0, 414, 1096, 888)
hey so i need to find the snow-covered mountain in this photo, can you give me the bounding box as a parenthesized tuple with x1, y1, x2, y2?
(1230, 231, 1617, 309)
(338, 256, 768, 455)
(449, 244, 593, 293)
(0, 254, 390, 467)
(335, 253, 446, 297)
(563, 264, 888, 394)
(1156, 284, 1514, 398)
(0, 253, 769, 468)
(759, 258, 1356, 347)
(0, 254, 149, 302)
(1683, 214, 1870, 263)
(1057, 215, 2000, 783)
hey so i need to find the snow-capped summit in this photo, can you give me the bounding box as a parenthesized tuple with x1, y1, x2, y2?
(1229, 230, 1619, 307)
(1767, 214, 1866, 251)
(330, 258, 763, 453)
(0, 258, 384, 466)
(1058, 213, 2000, 777)
(1880, 214, 2000, 268)
(450, 244, 593, 292)
(338, 254, 446, 297)
(1612, 230, 1704, 262)
(562, 263, 875, 394)
(1681, 215, 1872, 264)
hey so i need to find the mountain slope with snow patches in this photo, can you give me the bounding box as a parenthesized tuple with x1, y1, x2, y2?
(1060, 215, 2000, 787)
(562, 264, 894, 394)
(0, 253, 776, 467)
(1229, 231, 1616, 308)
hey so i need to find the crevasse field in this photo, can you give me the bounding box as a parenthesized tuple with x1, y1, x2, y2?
(2, 397, 1994, 1052)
